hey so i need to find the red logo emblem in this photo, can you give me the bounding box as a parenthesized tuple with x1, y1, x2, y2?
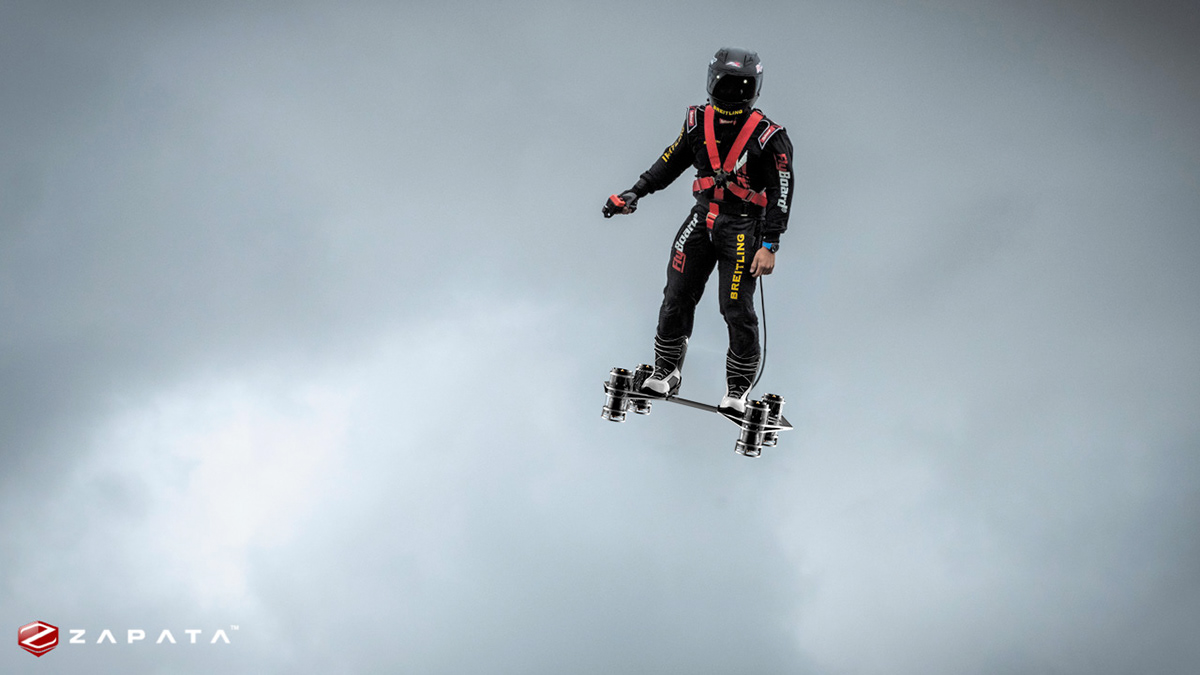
(758, 124, 781, 148)
(18, 621, 59, 657)
(672, 250, 687, 272)
(775, 153, 788, 171)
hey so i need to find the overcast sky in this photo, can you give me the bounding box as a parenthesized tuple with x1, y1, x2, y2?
(2, 1, 1198, 673)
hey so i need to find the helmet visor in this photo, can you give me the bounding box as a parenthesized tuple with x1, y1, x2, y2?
(710, 74, 757, 104)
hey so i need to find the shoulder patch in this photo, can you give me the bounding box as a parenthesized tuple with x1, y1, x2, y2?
(758, 124, 781, 149)
(687, 106, 699, 133)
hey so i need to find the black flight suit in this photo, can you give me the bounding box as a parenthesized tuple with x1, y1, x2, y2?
(629, 104, 794, 386)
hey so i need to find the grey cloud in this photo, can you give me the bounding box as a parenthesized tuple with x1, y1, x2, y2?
(3, 1, 1199, 673)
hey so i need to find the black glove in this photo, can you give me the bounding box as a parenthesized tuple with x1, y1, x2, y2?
(602, 190, 640, 218)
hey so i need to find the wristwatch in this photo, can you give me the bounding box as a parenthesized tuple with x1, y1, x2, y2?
(762, 241, 780, 253)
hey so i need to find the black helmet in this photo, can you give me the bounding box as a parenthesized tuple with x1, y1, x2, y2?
(707, 47, 763, 114)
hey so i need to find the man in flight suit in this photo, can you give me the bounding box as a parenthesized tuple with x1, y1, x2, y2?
(603, 47, 795, 414)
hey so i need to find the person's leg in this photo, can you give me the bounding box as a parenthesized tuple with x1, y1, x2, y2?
(642, 209, 717, 396)
(714, 218, 761, 411)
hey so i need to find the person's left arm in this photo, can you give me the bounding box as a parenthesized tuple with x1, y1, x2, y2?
(751, 127, 795, 277)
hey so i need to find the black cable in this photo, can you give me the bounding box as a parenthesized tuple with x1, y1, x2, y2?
(751, 275, 766, 392)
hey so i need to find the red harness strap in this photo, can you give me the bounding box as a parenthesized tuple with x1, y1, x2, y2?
(706, 202, 719, 229)
(726, 181, 769, 207)
(704, 106, 723, 176)
(704, 105, 764, 174)
(700, 105, 766, 227)
(692, 177, 766, 206)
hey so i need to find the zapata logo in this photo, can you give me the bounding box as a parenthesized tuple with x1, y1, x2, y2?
(18, 621, 59, 657)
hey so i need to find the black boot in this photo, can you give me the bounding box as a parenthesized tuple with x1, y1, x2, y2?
(640, 334, 688, 397)
(719, 349, 759, 414)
